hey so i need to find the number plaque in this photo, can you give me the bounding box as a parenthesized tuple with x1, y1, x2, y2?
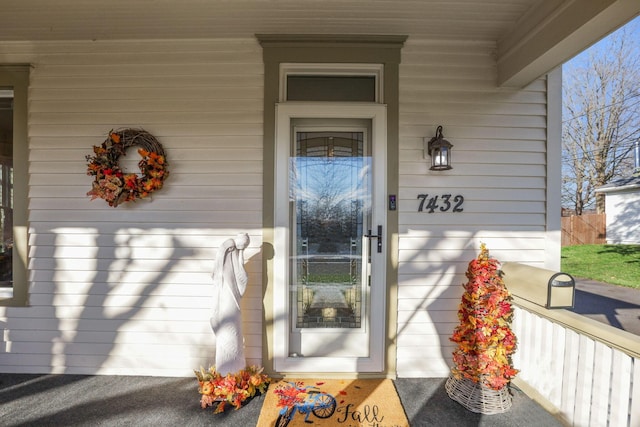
(417, 194, 464, 213)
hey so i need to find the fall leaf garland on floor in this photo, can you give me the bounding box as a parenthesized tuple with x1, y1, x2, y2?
(449, 243, 519, 390)
(195, 365, 270, 414)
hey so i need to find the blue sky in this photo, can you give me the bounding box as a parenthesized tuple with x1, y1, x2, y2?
(560, 14, 640, 210)
(565, 15, 639, 66)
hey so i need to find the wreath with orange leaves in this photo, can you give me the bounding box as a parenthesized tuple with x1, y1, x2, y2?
(86, 128, 169, 207)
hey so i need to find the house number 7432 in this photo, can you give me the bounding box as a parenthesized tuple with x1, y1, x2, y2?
(417, 194, 464, 213)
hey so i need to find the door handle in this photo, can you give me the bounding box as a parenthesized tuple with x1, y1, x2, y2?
(364, 225, 383, 254)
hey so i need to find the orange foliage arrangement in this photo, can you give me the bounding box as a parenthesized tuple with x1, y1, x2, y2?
(273, 381, 309, 409)
(194, 365, 270, 414)
(86, 128, 169, 207)
(449, 243, 519, 390)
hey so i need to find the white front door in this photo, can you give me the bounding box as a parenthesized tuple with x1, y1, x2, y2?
(274, 103, 387, 373)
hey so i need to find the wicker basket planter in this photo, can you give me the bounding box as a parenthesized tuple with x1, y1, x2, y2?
(447, 244, 518, 415)
(445, 374, 512, 415)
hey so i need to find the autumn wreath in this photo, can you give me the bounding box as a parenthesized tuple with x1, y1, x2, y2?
(86, 128, 169, 207)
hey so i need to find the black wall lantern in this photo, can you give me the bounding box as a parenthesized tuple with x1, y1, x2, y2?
(425, 125, 453, 171)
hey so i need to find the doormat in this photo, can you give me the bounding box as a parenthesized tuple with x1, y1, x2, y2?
(256, 378, 409, 427)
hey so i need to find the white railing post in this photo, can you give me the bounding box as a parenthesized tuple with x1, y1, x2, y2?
(512, 304, 639, 427)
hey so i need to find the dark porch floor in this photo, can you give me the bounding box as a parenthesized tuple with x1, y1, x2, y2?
(0, 374, 562, 426)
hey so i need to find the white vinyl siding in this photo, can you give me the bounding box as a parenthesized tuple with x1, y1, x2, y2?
(0, 39, 264, 376)
(396, 40, 550, 377)
(603, 190, 640, 244)
(0, 37, 554, 379)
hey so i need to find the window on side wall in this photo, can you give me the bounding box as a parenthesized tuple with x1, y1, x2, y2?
(0, 66, 28, 306)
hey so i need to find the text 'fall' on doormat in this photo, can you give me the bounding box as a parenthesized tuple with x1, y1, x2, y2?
(256, 378, 409, 427)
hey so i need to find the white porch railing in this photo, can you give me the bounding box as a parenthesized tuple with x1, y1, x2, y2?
(511, 297, 640, 427)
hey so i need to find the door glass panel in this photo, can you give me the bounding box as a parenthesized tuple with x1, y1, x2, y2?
(287, 76, 376, 102)
(290, 130, 370, 330)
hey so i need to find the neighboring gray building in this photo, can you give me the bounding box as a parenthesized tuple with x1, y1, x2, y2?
(596, 174, 640, 244)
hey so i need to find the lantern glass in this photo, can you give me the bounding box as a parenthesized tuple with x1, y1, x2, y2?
(429, 138, 452, 171)
(425, 126, 453, 171)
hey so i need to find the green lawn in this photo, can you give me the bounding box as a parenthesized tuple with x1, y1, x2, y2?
(561, 244, 640, 289)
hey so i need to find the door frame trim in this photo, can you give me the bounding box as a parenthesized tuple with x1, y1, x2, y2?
(273, 102, 387, 373)
(258, 34, 405, 378)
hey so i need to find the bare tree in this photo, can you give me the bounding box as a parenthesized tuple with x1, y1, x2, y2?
(562, 22, 640, 215)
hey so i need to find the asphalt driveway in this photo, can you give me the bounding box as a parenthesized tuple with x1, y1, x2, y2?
(571, 279, 640, 335)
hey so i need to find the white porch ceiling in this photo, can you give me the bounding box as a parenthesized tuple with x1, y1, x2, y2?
(1, 0, 638, 87)
(1, 0, 539, 42)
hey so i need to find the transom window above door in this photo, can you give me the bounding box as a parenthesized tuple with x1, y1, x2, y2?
(279, 64, 384, 103)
